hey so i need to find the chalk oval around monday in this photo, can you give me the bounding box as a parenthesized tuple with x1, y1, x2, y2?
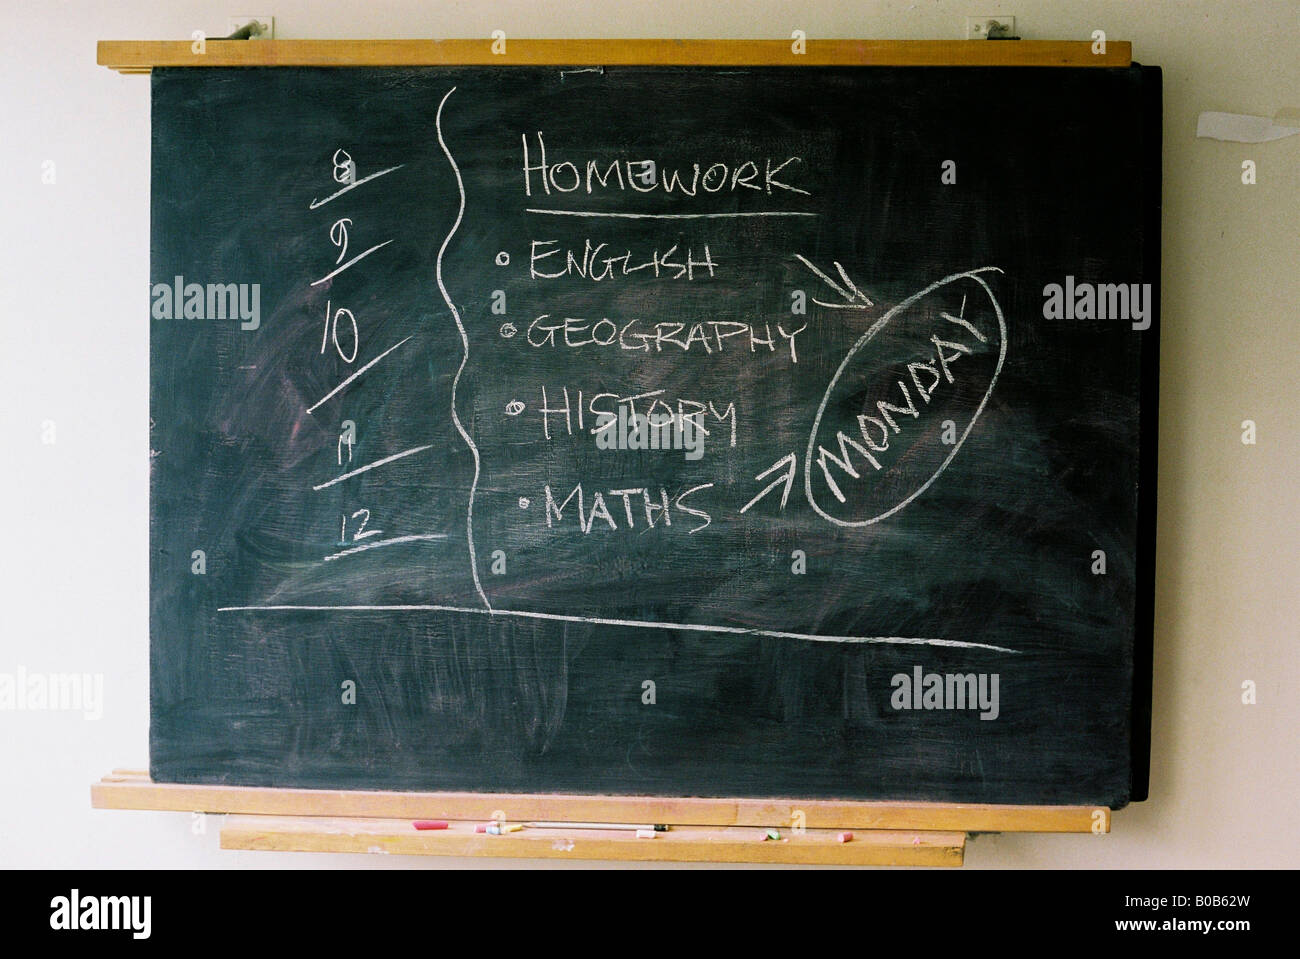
(803, 268, 1007, 527)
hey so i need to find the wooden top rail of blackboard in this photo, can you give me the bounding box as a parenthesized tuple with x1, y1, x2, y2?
(97, 39, 1131, 74)
(92, 771, 1108, 833)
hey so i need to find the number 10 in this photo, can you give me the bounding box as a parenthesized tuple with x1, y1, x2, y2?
(321, 299, 358, 363)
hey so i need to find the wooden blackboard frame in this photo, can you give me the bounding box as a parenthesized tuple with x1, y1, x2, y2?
(101, 37, 1158, 862)
(98, 38, 1132, 73)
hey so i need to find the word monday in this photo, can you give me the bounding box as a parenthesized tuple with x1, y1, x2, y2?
(813, 318, 983, 503)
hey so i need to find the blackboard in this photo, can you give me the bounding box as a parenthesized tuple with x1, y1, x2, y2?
(149, 63, 1160, 806)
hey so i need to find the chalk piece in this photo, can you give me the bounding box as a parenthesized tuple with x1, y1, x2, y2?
(475, 823, 488, 833)
(413, 820, 448, 830)
(764, 828, 780, 841)
(486, 824, 501, 835)
(502, 823, 524, 833)
(838, 832, 853, 843)
(636, 829, 655, 839)
(912, 836, 921, 845)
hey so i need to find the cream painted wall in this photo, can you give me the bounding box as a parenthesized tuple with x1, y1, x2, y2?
(2, 1, 1296, 869)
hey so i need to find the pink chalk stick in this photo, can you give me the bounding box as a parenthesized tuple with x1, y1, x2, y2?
(413, 820, 449, 830)
(838, 832, 853, 843)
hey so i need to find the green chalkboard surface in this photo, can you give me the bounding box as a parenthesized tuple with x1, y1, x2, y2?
(149, 64, 1160, 805)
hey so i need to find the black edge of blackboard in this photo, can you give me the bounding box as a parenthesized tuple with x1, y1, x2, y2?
(147, 65, 161, 788)
(1129, 62, 1162, 806)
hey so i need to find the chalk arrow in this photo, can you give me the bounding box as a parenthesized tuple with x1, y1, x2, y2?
(793, 254, 874, 309)
(739, 453, 797, 514)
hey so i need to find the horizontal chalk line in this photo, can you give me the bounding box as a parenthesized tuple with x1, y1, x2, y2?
(312, 445, 433, 491)
(215, 603, 1019, 653)
(525, 209, 817, 219)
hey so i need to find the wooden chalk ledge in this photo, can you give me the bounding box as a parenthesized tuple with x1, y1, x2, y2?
(93, 771, 1109, 866)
